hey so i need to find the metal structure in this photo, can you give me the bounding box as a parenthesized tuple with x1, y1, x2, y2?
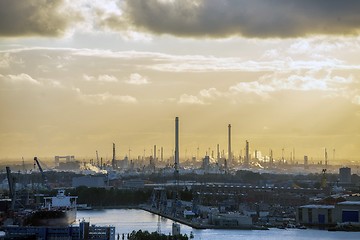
(112, 143, 116, 169)
(154, 145, 157, 164)
(228, 124, 232, 165)
(245, 140, 250, 167)
(96, 150, 99, 167)
(6, 166, 16, 210)
(34, 157, 50, 189)
(174, 117, 179, 174)
(324, 148, 328, 168)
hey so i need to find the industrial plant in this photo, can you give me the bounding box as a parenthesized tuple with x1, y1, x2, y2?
(0, 117, 359, 239)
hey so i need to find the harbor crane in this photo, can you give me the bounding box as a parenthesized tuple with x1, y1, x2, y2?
(6, 166, 16, 210)
(34, 157, 50, 190)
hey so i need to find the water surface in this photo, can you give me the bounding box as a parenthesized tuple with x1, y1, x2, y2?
(77, 209, 359, 240)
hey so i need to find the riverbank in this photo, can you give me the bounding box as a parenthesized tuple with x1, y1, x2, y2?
(82, 206, 360, 232)
(77, 209, 360, 240)
(139, 205, 206, 229)
(90, 205, 140, 210)
(139, 205, 267, 230)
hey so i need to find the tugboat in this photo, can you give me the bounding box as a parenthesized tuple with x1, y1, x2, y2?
(24, 189, 78, 226)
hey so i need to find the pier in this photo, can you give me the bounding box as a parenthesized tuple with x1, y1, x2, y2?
(139, 205, 267, 230)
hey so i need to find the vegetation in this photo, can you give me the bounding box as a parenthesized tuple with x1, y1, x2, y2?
(128, 230, 189, 240)
(69, 187, 153, 206)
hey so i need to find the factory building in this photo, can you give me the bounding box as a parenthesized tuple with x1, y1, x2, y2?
(210, 212, 253, 228)
(5, 221, 115, 240)
(202, 156, 210, 173)
(72, 175, 106, 188)
(55, 155, 75, 166)
(297, 201, 360, 227)
(339, 167, 352, 184)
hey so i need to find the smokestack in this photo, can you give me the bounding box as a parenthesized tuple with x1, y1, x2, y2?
(228, 124, 232, 164)
(161, 147, 163, 162)
(293, 148, 296, 162)
(154, 145, 157, 163)
(304, 155, 309, 169)
(175, 117, 179, 172)
(217, 144, 220, 161)
(245, 140, 249, 167)
(112, 143, 116, 169)
(325, 148, 328, 167)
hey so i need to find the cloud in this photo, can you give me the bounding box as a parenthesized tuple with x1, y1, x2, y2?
(125, 73, 150, 85)
(1, 47, 358, 106)
(6, 73, 41, 85)
(83, 74, 119, 83)
(0, 53, 11, 68)
(0, 0, 80, 37)
(83, 74, 95, 82)
(178, 71, 358, 105)
(352, 95, 360, 105)
(199, 88, 222, 99)
(0, 52, 24, 68)
(98, 74, 118, 82)
(178, 88, 224, 105)
(230, 81, 274, 98)
(1, 73, 65, 89)
(287, 38, 360, 55)
(67, 47, 360, 73)
(258, 71, 354, 92)
(113, 0, 360, 38)
(74, 88, 137, 104)
(2, 0, 360, 39)
(228, 70, 357, 103)
(178, 94, 205, 105)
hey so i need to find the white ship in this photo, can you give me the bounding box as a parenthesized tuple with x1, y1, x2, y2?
(25, 189, 78, 226)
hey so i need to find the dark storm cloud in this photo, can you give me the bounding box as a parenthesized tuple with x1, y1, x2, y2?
(118, 0, 360, 38)
(0, 0, 78, 37)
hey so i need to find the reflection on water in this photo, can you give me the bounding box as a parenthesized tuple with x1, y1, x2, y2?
(77, 209, 359, 240)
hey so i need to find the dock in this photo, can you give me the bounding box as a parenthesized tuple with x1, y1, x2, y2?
(139, 205, 267, 230)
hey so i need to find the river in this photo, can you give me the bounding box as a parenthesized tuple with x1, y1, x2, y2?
(77, 209, 359, 240)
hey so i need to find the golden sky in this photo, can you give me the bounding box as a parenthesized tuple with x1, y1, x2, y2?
(0, 0, 360, 163)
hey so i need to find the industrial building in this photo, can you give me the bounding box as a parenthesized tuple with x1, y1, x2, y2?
(210, 212, 253, 228)
(339, 167, 352, 184)
(5, 221, 115, 240)
(72, 175, 106, 188)
(297, 201, 360, 228)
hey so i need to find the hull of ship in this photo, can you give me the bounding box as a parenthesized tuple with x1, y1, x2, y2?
(25, 208, 76, 226)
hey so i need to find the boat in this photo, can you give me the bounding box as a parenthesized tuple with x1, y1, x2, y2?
(24, 189, 78, 226)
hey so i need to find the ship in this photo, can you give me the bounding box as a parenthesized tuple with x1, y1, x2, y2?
(24, 189, 78, 226)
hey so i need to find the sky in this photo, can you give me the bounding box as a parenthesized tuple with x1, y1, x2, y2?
(1, 0, 360, 163)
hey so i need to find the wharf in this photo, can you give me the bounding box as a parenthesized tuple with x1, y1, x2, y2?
(139, 205, 267, 230)
(140, 206, 206, 229)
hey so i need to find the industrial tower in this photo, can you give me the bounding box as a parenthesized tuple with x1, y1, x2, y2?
(228, 124, 232, 166)
(174, 117, 179, 174)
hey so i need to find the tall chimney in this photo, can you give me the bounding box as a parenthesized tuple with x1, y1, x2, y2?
(228, 124, 232, 164)
(175, 117, 179, 172)
(245, 140, 249, 167)
(161, 147, 164, 162)
(325, 148, 328, 167)
(112, 143, 116, 169)
(293, 148, 296, 162)
(154, 145, 157, 163)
